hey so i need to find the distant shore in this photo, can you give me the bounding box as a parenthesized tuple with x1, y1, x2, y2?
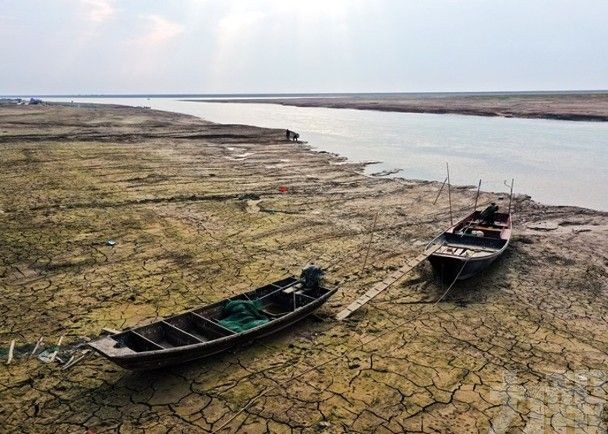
(184, 91, 608, 122)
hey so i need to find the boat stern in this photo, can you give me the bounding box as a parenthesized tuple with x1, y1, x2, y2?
(89, 335, 138, 358)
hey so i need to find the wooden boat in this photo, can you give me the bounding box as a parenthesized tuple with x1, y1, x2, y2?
(426, 210, 512, 282)
(89, 272, 336, 370)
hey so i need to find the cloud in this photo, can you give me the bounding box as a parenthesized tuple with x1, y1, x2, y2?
(80, 0, 116, 23)
(134, 14, 184, 45)
(212, 10, 267, 77)
(217, 10, 266, 33)
(121, 15, 185, 78)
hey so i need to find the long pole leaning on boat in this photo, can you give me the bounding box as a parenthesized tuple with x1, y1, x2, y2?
(361, 210, 380, 274)
(457, 179, 482, 238)
(473, 179, 482, 212)
(432, 176, 448, 205)
(508, 178, 515, 215)
(446, 162, 453, 225)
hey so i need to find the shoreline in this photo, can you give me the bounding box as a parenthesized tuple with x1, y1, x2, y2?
(183, 91, 608, 122)
(47, 101, 608, 213)
(4, 100, 607, 214)
(1, 104, 607, 432)
(42, 99, 608, 211)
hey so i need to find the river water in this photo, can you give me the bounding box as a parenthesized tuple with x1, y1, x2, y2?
(45, 97, 608, 210)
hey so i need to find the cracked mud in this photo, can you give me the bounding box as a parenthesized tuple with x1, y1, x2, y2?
(1, 104, 607, 433)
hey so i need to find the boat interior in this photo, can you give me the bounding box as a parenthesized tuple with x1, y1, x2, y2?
(110, 277, 330, 353)
(435, 211, 511, 254)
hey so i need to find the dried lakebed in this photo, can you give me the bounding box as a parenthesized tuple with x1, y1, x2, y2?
(1, 104, 607, 432)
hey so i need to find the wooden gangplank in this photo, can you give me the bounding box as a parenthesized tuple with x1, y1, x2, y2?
(335, 246, 440, 321)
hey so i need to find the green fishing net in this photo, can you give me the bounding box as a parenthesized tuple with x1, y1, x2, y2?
(218, 300, 269, 333)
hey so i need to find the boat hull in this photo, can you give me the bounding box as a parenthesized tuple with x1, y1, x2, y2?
(90, 283, 336, 371)
(428, 252, 501, 282)
(426, 211, 512, 282)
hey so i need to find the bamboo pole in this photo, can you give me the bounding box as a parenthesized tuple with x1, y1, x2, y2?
(7, 339, 15, 364)
(62, 350, 91, 370)
(473, 179, 482, 212)
(30, 337, 43, 358)
(361, 211, 380, 274)
(49, 336, 64, 363)
(432, 176, 448, 205)
(446, 163, 453, 225)
(508, 178, 515, 215)
(454, 179, 483, 238)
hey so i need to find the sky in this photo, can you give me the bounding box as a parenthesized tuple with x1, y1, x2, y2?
(1, 0, 607, 95)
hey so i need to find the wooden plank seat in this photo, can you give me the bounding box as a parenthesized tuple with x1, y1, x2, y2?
(468, 225, 502, 233)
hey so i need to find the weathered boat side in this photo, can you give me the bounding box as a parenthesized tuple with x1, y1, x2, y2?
(426, 211, 512, 282)
(89, 275, 336, 370)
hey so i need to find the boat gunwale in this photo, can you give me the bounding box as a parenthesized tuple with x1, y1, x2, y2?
(426, 211, 512, 261)
(431, 248, 501, 261)
(91, 284, 337, 360)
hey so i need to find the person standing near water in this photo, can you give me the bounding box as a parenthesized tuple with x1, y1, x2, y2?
(285, 129, 300, 141)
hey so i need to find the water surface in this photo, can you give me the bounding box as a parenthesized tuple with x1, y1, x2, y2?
(45, 97, 608, 210)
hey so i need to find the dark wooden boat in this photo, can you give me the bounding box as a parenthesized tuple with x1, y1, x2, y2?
(89, 273, 336, 370)
(426, 210, 512, 282)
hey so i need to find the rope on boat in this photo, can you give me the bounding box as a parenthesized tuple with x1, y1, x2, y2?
(212, 253, 472, 433)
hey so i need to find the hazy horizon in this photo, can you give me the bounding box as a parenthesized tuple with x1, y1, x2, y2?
(4, 90, 608, 98)
(1, 0, 607, 95)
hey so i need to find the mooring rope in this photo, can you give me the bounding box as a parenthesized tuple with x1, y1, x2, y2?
(212, 254, 472, 433)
